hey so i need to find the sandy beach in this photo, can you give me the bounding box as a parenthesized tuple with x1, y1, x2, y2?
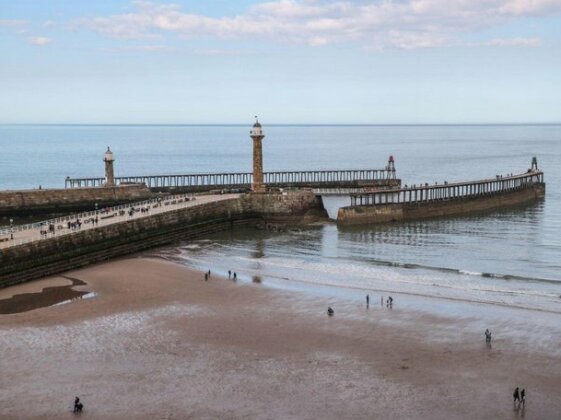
(1, 257, 561, 419)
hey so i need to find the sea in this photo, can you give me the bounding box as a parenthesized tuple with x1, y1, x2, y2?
(1, 124, 560, 313)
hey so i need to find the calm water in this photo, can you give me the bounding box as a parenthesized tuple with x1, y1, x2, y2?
(1, 124, 560, 311)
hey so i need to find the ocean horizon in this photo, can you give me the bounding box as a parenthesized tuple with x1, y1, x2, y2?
(2, 122, 561, 127)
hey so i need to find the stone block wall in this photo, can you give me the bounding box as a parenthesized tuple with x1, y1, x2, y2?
(0, 191, 328, 288)
(240, 191, 328, 223)
(0, 184, 153, 217)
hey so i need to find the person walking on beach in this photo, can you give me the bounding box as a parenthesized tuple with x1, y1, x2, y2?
(233, 272, 237, 281)
(381, 296, 383, 306)
(513, 387, 520, 406)
(228, 270, 231, 279)
(521, 389, 526, 406)
(204, 273, 208, 281)
(485, 329, 492, 343)
(366, 294, 370, 307)
(387, 296, 393, 308)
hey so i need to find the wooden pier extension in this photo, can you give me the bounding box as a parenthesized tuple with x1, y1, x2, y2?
(65, 168, 400, 192)
(338, 169, 545, 226)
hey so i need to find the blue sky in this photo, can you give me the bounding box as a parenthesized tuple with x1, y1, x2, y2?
(1, 0, 561, 124)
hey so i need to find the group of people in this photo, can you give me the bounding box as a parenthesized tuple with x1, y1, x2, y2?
(128, 206, 152, 217)
(513, 387, 526, 408)
(328, 294, 395, 317)
(204, 269, 238, 282)
(67, 218, 83, 231)
(25, 194, 199, 244)
(73, 396, 83, 413)
(38, 215, 100, 238)
(39, 223, 57, 237)
(365, 294, 393, 308)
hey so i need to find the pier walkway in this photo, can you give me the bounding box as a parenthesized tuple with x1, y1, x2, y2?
(349, 171, 544, 206)
(0, 193, 239, 249)
(65, 168, 397, 190)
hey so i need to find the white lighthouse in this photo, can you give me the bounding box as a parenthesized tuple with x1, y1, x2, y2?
(103, 147, 115, 187)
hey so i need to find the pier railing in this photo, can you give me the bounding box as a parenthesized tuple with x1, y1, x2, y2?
(0, 192, 198, 247)
(313, 188, 376, 196)
(65, 168, 396, 189)
(349, 171, 544, 207)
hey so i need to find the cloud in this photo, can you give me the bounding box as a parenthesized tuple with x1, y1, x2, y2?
(479, 37, 543, 47)
(28, 36, 52, 46)
(193, 48, 256, 56)
(498, 0, 561, 16)
(74, 0, 561, 49)
(101, 44, 176, 52)
(0, 19, 28, 28)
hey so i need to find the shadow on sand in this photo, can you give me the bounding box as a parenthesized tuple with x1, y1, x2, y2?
(0, 276, 90, 314)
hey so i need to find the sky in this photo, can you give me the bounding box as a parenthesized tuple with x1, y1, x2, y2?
(1, 0, 561, 124)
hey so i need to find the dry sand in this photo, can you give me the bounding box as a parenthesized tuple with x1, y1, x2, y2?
(1, 257, 560, 419)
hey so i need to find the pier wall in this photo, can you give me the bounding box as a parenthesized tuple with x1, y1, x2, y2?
(337, 184, 545, 226)
(0, 191, 327, 288)
(0, 185, 153, 217)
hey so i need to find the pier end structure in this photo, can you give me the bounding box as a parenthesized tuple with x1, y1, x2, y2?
(338, 159, 545, 226)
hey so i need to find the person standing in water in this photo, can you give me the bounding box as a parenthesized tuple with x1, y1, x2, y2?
(366, 294, 370, 307)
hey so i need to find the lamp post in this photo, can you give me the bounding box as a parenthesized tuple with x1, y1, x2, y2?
(9, 218, 13, 240)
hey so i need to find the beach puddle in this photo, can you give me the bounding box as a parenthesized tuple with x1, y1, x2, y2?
(0, 276, 92, 314)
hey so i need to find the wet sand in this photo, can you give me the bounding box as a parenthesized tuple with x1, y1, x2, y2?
(0, 276, 88, 314)
(1, 257, 560, 419)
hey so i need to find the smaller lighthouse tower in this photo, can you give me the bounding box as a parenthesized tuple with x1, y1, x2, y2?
(386, 155, 396, 180)
(531, 156, 539, 172)
(103, 147, 115, 187)
(250, 117, 266, 193)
